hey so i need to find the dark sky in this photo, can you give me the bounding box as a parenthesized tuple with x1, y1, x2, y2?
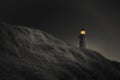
(0, 0, 120, 61)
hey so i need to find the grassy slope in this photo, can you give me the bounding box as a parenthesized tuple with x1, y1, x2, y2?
(0, 23, 120, 80)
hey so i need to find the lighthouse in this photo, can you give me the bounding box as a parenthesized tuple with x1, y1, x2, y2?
(79, 28, 86, 49)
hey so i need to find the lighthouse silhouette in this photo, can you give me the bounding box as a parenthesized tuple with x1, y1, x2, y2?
(79, 28, 86, 49)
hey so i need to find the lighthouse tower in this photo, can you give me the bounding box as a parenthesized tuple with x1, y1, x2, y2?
(79, 28, 86, 49)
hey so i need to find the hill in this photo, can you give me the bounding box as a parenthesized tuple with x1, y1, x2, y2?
(0, 23, 120, 80)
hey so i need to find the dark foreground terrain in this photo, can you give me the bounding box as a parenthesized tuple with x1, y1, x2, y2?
(0, 23, 120, 80)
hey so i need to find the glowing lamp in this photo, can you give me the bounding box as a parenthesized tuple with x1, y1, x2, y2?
(80, 29, 86, 35)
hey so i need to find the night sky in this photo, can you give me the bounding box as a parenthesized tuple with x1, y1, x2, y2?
(0, 0, 120, 61)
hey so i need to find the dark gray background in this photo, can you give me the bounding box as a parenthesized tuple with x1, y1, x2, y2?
(0, 0, 120, 61)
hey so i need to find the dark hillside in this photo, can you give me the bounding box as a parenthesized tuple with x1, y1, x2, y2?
(0, 23, 120, 80)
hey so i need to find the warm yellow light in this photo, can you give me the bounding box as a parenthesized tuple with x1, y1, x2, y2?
(80, 30, 86, 35)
